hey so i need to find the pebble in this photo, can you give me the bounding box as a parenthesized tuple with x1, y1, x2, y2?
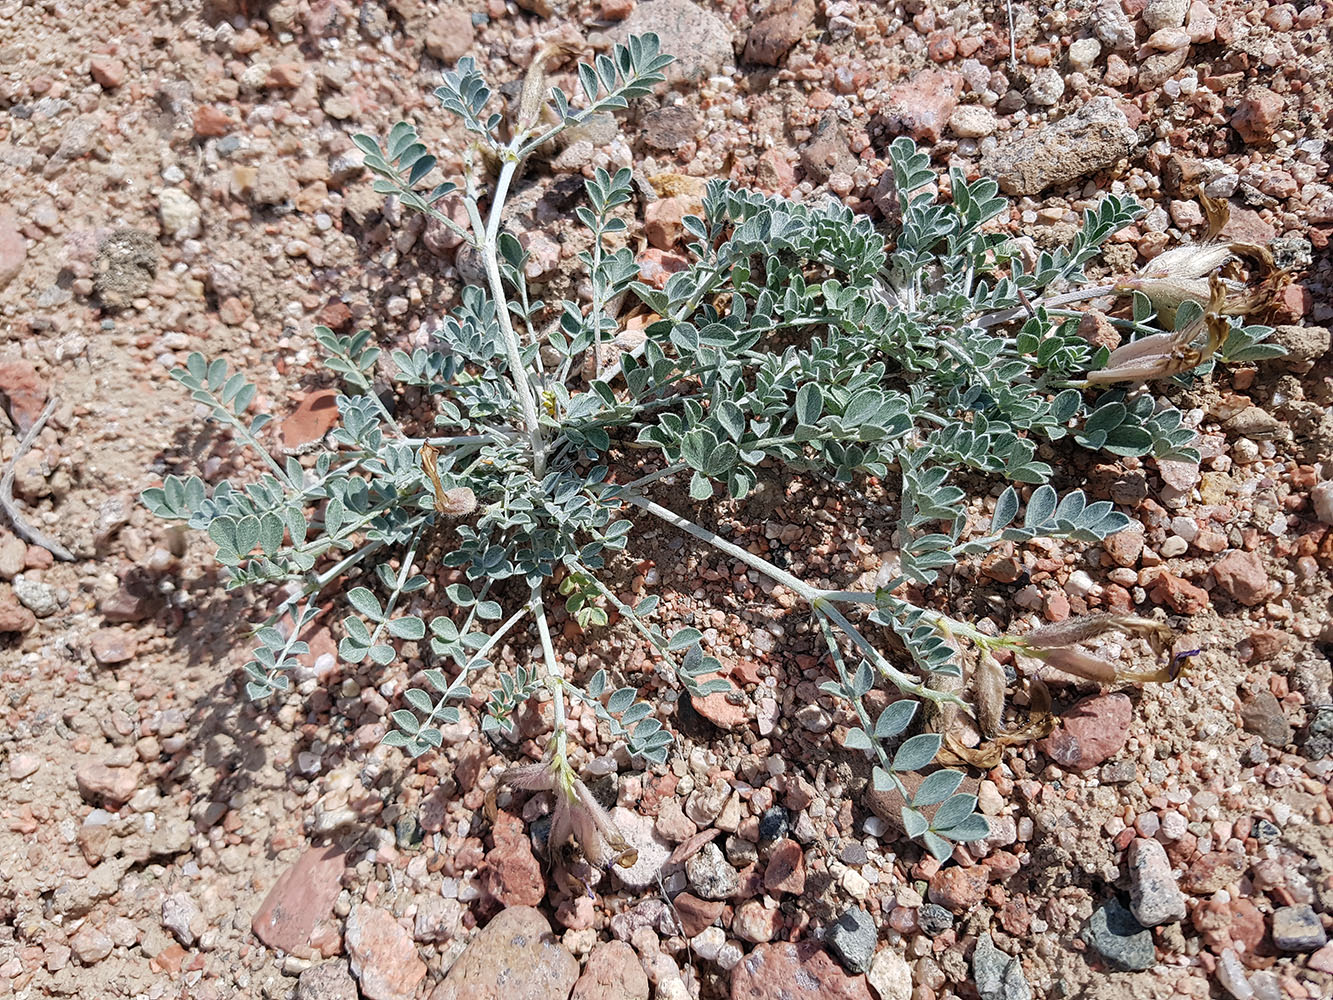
(69, 923, 114, 964)
(671, 892, 723, 937)
(297, 962, 359, 1000)
(1310, 481, 1333, 524)
(158, 187, 202, 240)
(1068, 37, 1102, 72)
(1083, 900, 1156, 971)
(826, 907, 876, 974)
(916, 903, 954, 936)
(685, 841, 739, 900)
(763, 838, 805, 895)
(1038, 693, 1132, 770)
(734, 899, 782, 943)
(9, 753, 40, 780)
(743, 0, 816, 66)
(483, 810, 544, 907)
(251, 846, 347, 955)
(612, 806, 672, 890)
(758, 806, 790, 842)
(609, 0, 734, 85)
(927, 866, 987, 913)
(1239, 691, 1292, 747)
(1271, 905, 1328, 952)
(14, 576, 60, 617)
(161, 892, 204, 947)
(867, 949, 912, 1000)
(1216, 948, 1253, 1000)
(75, 761, 141, 806)
(1210, 550, 1269, 606)
(972, 932, 1032, 1000)
(947, 105, 996, 139)
(1126, 838, 1186, 927)
(0, 208, 24, 291)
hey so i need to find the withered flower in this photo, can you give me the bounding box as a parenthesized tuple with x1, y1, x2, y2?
(500, 755, 638, 880)
(419, 444, 478, 517)
(1016, 612, 1192, 684)
(1088, 273, 1228, 385)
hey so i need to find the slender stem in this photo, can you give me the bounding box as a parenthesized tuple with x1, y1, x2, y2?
(616, 462, 687, 492)
(976, 284, 1118, 329)
(532, 583, 567, 762)
(1, 396, 74, 560)
(421, 600, 530, 731)
(624, 493, 963, 707)
(472, 158, 547, 477)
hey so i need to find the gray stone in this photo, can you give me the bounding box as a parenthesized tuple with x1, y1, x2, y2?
(13, 576, 60, 617)
(826, 907, 875, 974)
(1126, 838, 1186, 927)
(161, 892, 203, 947)
(973, 932, 1032, 1000)
(1143, 0, 1189, 30)
(980, 97, 1137, 196)
(95, 230, 158, 308)
(297, 962, 358, 1000)
(1082, 900, 1156, 971)
(685, 842, 739, 900)
(1271, 905, 1328, 952)
(608, 0, 733, 84)
(916, 903, 954, 936)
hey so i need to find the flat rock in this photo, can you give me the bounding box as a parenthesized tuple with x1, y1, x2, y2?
(972, 932, 1031, 1000)
(825, 907, 875, 975)
(251, 846, 347, 956)
(1210, 550, 1269, 606)
(430, 905, 579, 1000)
(609, 0, 734, 84)
(743, 0, 815, 66)
(1271, 904, 1328, 952)
(866, 949, 911, 1000)
(76, 761, 142, 806)
(0, 207, 26, 291)
(1240, 690, 1292, 747)
(1038, 693, 1132, 770)
(344, 906, 426, 1000)
(730, 940, 873, 1000)
(612, 806, 672, 889)
(980, 97, 1137, 195)
(866, 767, 979, 835)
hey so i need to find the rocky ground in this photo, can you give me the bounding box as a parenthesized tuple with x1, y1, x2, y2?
(1, 1, 1331, 999)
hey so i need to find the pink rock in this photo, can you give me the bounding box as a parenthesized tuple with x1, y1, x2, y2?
(69, 923, 113, 964)
(1181, 851, 1247, 894)
(0, 358, 47, 434)
(571, 940, 649, 1000)
(880, 69, 964, 143)
(763, 838, 805, 895)
(0, 208, 27, 291)
(637, 249, 688, 290)
(743, 0, 816, 66)
(927, 865, 988, 912)
(90, 628, 137, 665)
(251, 846, 347, 956)
(1210, 550, 1269, 606)
(691, 673, 748, 729)
(89, 57, 126, 88)
(0, 588, 36, 633)
(729, 940, 872, 1000)
(483, 810, 545, 907)
(1038, 693, 1132, 770)
(344, 906, 425, 1000)
(645, 196, 687, 250)
(755, 149, 797, 196)
(1308, 941, 1333, 974)
(423, 8, 476, 63)
(430, 906, 578, 1000)
(1232, 87, 1284, 144)
(672, 892, 724, 937)
(281, 389, 341, 449)
(75, 761, 142, 806)
(734, 899, 783, 943)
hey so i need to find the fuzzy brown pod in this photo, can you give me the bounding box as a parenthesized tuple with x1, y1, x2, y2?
(1018, 612, 1195, 684)
(937, 655, 1055, 768)
(1113, 188, 1288, 326)
(419, 444, 477, 517)
(1089, 272, 1229, 384)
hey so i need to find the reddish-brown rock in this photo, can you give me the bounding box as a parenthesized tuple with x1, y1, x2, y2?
(483, 810, 545, 907)
(743, 0, 816, 66)
(0, 358, 47, 434)
(75, 761, 142, 806)
(1231, 87, 1284, 144)
(423, 8, 476, 63)
(251, 846, 347, 956)
(1181, 852, 1247, 894)
(1149, 572, 1209, 614)
(193, 105, 235, 138)
(763, 838, 805, 895)
(0, 588, 36, 633)
(430, 906, 578, 1000)
(89, 56, 126, 89)
(927, 865, 988, 912)
(281, 389, 341, 448)
(730, 940, 873, 1000)
(1038, 693, 1132, 770)
(691, 673, 748, 729)
(1210, 550, 1269, 606)
(672, 892, 724, 937)
(571, 940, 649, 1000)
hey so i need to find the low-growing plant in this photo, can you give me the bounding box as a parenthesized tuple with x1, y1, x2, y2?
(143, 35, 1281, 865)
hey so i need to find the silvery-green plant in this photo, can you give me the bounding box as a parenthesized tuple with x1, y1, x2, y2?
(143, 36, 1280, 863)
